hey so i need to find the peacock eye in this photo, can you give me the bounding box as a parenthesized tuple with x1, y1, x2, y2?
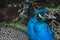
(37, 14, 42, 21)
(38, 14, 43, 18)
(40, 13, 44, 16)
(38, 13, 46, 19)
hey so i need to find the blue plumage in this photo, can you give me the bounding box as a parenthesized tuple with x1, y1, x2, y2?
(27, 9, 54, 40)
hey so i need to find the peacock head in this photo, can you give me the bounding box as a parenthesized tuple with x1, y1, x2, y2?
(37, 12, 48, 22)
(34, 9, 56, 22)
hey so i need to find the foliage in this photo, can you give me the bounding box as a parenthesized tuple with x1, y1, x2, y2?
(46, 6, 60, 14)
(0, 22, 27, 33)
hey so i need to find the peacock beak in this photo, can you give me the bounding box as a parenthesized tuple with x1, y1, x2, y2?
(45, 14, 56, 19)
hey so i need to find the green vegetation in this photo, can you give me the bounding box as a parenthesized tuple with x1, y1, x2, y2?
(0, 22, 27, 33)
(46, 6, 60, 14)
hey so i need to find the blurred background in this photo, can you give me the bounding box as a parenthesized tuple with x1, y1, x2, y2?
(0, 0, 60, 40)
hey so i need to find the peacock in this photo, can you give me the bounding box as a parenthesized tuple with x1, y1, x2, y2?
(27, 9, 55, 40)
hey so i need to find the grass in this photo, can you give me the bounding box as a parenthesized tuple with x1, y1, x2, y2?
(0, 22, 27, 33)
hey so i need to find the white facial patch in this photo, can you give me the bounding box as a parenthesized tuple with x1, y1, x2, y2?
(38, 14, 43, 18)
